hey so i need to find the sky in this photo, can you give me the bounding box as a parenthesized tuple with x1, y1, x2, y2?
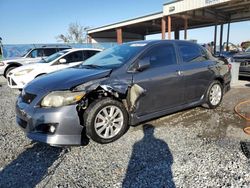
(0, 0, 250, 45)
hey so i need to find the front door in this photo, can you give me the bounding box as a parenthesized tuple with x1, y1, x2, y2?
(132, 43, 184, 117)
(55, 50, 84, 71)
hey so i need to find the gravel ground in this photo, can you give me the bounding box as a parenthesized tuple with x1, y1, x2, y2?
(0, 76, 250, 188)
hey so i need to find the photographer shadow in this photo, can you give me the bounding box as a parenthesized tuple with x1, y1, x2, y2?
(122, 124, 175, 188)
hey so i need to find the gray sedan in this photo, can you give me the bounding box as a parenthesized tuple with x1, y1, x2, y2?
(16, 40, 231, 145)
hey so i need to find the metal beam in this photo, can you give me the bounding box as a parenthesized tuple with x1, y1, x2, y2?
(226, 22, 230, 51)
(214, 24, 217, 55)
(184, 18, 188, 40)
(174, 28, 180, 40)
(219, 24, 224, 54)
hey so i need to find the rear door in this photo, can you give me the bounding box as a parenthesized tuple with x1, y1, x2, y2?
(177, 42, 215, 103)
(132, 43, 184, 116)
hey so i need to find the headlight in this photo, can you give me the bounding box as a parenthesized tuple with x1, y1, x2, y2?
(41, 91, 85, 108)
(0, 62, 4, 66)
(14, 69, 33, 76)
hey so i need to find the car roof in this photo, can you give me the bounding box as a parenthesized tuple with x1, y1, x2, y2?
(62, 48, 103, 53)
(127, 40, 199, 46)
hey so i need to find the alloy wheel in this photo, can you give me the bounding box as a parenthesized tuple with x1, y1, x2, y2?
(209, 84, 222, 106)
(94, 105, 124, 139)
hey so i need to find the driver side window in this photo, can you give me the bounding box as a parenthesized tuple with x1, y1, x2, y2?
(139, 44, 177, 68)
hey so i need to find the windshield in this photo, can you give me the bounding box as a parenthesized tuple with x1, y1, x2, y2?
(39, 51, 67, 63)
(81, 43, 147, 69)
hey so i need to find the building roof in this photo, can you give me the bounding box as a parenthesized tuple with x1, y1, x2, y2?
(87, 0, 250, 40)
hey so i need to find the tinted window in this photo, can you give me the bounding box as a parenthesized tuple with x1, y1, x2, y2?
(178, 44, 206, 63)
(44, 48, 57, 56)
(140, 44, 177, 67)
(64, 51, 83, 63)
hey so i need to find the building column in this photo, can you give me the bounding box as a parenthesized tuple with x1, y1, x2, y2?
(184, 17, 188, 40)
(161, 16, 166, 40)
(87, 35, 92, 43)
(174, 28, 180, 40)
(226, 22, 230, 51)
(168, 16, 171, 40)
(219, 24, 224, 54)
(116, 28, 123, 44)
(213, 24, 217, 55)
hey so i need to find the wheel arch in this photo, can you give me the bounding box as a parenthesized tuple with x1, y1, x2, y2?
(214, 76, 225, 87)
(4, 62, 22, 76)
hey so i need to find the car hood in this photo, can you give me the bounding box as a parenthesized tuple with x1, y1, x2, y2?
(10, 63, 48, 74)
(26, 67, 112, 91)
(2, 57, 24, 62)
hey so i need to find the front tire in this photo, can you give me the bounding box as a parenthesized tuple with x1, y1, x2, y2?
(4, 66, 17, 78)
(84, 98, 129, 144)
(205, 81, 223, 109)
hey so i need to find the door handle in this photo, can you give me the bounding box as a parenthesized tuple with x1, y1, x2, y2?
(176, 70, 183, 76)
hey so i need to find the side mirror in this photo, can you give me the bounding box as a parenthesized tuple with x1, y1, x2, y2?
(59, 58, 67, 64)
(137, 58, 150, 71)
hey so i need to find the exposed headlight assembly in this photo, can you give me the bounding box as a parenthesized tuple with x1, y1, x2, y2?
(41, 91, 85, 108)
(14, 69, 33, 76)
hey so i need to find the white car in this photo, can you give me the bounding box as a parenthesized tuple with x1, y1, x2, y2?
(7, 48, 102, 89)
(0, 46, 70, 77)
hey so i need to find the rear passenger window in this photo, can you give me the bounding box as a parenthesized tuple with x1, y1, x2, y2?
(44, 48, 57, 56)
(178, 44, 207, 63)
(141, 44, 177, 67)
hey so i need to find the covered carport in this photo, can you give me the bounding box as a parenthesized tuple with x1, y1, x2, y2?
(87, 0, 250, 54)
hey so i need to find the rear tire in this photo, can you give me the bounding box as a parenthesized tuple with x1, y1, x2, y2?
(84, 98, 128, 144)
(205, 81, 223, 109)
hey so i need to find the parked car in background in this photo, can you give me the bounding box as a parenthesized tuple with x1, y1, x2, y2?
(241, 41, 250, 51)
(215, 42, 241, 58)
(233, 47, 250, 77)
(0, 37, 3, 60)
(15, 40, 231, 146)
(0, 45, 71, 77)
(7, 48, 101, 89)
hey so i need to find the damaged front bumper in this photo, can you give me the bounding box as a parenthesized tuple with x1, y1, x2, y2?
(16, 97, 84, 146)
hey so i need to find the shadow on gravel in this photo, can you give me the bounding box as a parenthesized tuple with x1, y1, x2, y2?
(123, 124, 175, 188)
(0, 143, 63, 188)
